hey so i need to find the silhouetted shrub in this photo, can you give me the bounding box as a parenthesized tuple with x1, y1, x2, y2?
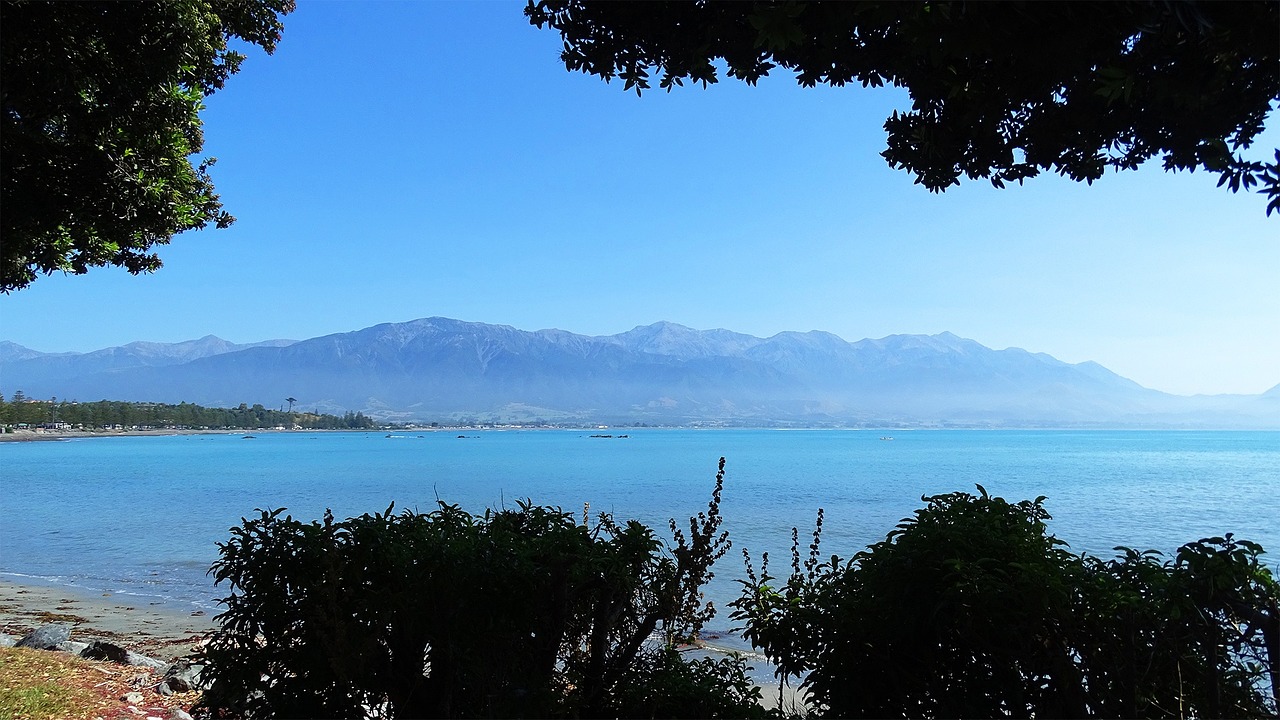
(197, 458, 761, 719)
(733, 486, 1280, 718)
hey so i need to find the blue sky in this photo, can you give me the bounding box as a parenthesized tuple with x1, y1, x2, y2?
(2, 1, 1277, 396)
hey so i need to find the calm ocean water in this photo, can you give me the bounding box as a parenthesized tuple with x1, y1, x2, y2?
(2, 429, 1277, 634)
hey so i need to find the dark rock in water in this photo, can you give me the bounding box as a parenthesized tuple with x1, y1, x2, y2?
(16, 623, 71, 650)
(81, 640, 130, 664)
(160, 658, 208, 693)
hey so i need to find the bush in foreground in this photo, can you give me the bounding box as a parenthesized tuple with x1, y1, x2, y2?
(733, 487, 1280, 718)
(197, 458, 762, 719)
(197, 467, 1279, 719)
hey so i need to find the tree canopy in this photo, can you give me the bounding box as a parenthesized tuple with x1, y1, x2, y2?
(527, 1, 1280, 214)
(0, 0, 294, 293)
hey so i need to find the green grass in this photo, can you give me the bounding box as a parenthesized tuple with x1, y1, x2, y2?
(0, 684, 75, 720)
(0, 648, 99, 720)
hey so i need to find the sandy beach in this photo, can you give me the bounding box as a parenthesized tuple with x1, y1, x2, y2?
(0, 579, 215, 661)
(0, 428, 246, 443)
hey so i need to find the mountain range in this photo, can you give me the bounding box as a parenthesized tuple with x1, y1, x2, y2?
(3, 318, 1278, 427)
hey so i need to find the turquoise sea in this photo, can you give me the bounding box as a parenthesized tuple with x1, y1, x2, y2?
(2, 429, 1277, 639)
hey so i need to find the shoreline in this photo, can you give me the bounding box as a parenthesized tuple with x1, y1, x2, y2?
(0, 427, 390, 443)
(1, 577, 805, 709)
(0, 579, 780, 676)
(5, 427, 1274, 446)
(0, 427, 248, 443)
(0, 578, 215, 661)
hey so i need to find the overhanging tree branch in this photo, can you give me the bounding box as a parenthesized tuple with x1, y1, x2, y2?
(528, 0, 1280, 215)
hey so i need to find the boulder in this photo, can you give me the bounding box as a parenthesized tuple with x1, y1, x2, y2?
(0, 634, 17, 648)
(159, 658, 208, 693)
(15, 623, 71, 650)
(56, 640, 89, 654)
(125, 650, 169, 670)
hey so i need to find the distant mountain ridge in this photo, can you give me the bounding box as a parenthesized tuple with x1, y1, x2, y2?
(1, 335, 296, 393)
(2, 318, 1276, 428)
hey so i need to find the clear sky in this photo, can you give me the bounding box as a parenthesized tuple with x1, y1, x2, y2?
(2, 1, 1277, 396)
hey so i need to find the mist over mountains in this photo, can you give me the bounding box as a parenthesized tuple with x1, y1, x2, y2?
(3, 318, 1277, 428)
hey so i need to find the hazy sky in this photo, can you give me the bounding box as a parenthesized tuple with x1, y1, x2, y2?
(2, 2, 1277, 396)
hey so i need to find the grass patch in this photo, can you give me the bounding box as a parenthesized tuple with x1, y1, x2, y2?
(0, 647, 200, 720)
(0, 648, 96, 720)
(0, 684, 75, 720)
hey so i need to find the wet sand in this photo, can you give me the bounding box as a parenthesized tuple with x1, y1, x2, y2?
(0, 579, 215, 661)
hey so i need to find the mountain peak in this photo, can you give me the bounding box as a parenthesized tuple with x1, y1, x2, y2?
(622, 320, 698, 335)
(607, 322, 761, 358)
(860, 332, 975, 354)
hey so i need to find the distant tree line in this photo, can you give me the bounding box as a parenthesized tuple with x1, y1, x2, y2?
(0, 392, 373, 430)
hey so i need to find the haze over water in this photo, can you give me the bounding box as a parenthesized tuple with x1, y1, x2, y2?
(3, 429, 1276, 628)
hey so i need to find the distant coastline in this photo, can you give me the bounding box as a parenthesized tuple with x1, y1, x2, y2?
(0, 428, 266, 443)
(5, 424, 1279, 444)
